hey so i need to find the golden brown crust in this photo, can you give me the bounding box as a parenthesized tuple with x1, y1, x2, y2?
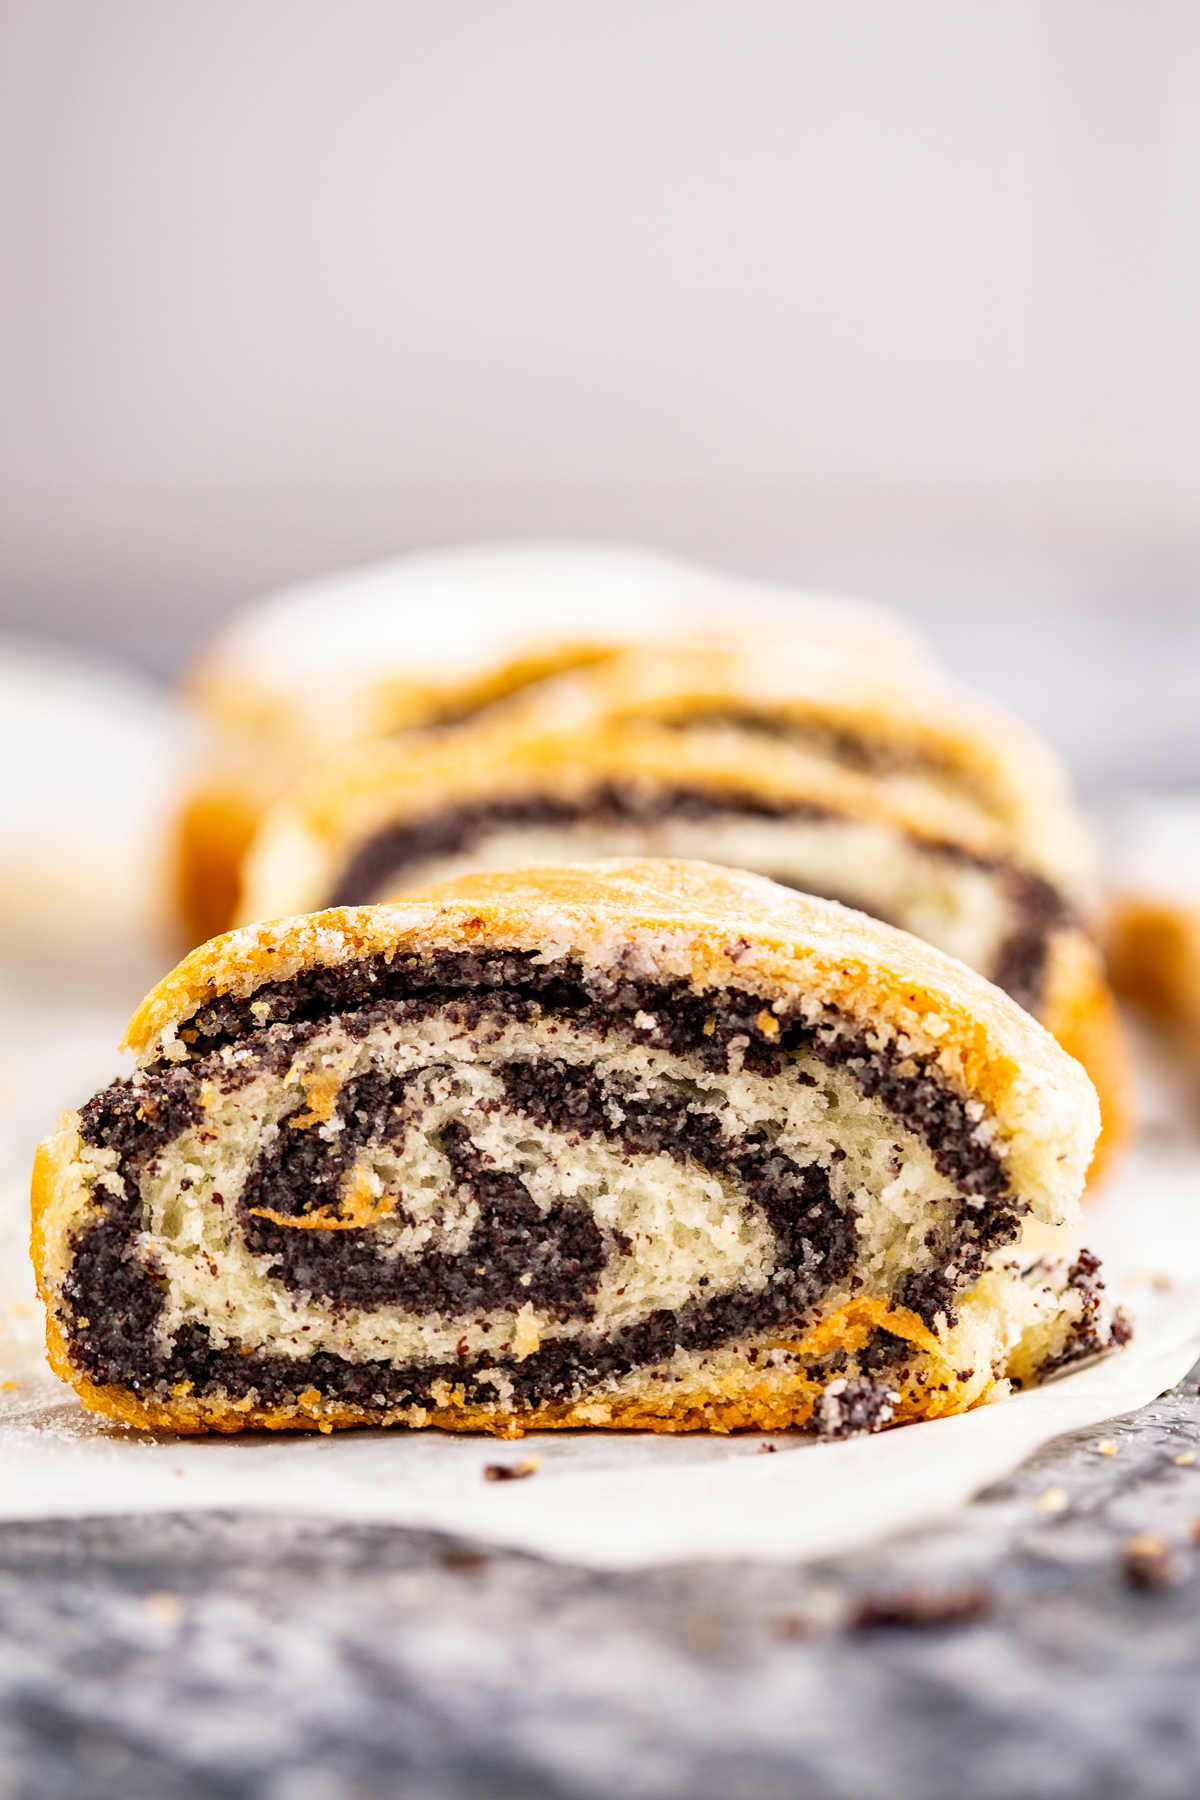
(138, 862, 1048, 1074)
(41, 1372, 906, 1439)
(37, 1281, 973, 1439)
(31, 1121, 90, 1414)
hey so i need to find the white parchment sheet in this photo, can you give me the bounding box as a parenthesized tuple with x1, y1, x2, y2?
(2, 966, 1198, 1571)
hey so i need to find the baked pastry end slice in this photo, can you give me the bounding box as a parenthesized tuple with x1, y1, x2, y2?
(33, 860, 1128, 1437)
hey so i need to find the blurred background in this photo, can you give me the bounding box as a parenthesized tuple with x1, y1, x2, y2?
(1, 0, 1196, 788)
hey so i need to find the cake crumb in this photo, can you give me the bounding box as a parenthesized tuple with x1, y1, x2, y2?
(757, 1442, 778, 1455)
(441, 1547, 488, 1572)
(1095, 1440, 1117, 1457)
(1173, 1451, 1196, 1466)
(1122, 1533, 1176, 1589)
(850, 1583, 992, 1630)
(484, 1456, 541, 1482)
(1035, 1486, 1070, 1515)
(816, 1377, 898, 1440)
(145, 1592, 183, 1627)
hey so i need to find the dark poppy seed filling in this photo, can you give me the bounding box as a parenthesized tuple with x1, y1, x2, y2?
(324, 786, 829, 910)
(319, 785, 1070, 1015)
(493, 1057, 1013, 1293)
(55, 946, 1044, 1418)
(167, 948, 1014, 1206)
(239, 1076, 612, 1318)
(654, 709, 969, 786)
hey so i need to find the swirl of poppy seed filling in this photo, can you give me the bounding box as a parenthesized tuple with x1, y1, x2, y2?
(53, 948, 1058, 1421)
(653, 710, 968, 783)
(320, 786, 1069, 1016)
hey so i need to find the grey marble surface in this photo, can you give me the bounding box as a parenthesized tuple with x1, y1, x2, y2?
(2, 1360, 1199, 1800)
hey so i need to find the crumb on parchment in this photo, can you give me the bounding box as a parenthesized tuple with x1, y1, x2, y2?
(484, 1456, 541, 1483)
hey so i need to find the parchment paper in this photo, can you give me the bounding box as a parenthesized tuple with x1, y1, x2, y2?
(2, 970, 1198, 1572)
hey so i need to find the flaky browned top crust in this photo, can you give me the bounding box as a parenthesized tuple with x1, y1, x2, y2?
(126, 859, 1098, 1218)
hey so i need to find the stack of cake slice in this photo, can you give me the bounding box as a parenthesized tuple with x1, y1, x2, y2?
(39, 547, 1135, 1442)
